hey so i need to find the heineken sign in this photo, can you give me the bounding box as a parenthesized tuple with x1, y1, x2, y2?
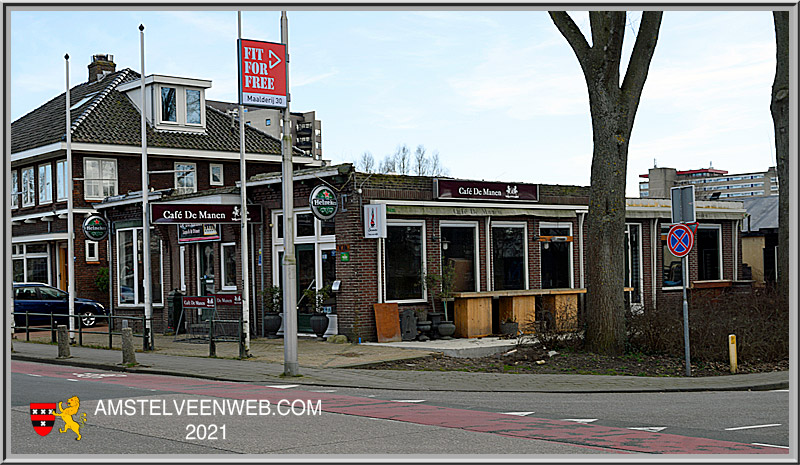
(82, 215, 109, 241)
(309, 185, 338, 221)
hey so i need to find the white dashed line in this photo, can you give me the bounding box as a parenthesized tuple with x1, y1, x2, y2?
(628, 427, 667, 433)
(27, 374, 42, 377)
(390, 400, 426, 403)
(562, 419, 598, 424)
(501, 411, 536, 416)
(67, 379, 78, 382)
(752, 443, 789, 449)
(725, 424, 781, 431)
(770, 389, 789, 392)
(311, 389, 337, 393)
(266, 384, 299, 389)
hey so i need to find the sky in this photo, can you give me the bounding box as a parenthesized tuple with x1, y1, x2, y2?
(8, 7, 780, 197)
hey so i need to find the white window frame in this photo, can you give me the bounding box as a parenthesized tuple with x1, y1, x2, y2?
(697, 224, 724, 281)
(21, 166, 35, 207)
(84, 158, 118, 201)
(185, 88, 203, 126)
(384, 219, 427, 304)
(11, 170, 18, 210)
(157, 84, 206, 129)
(56, 159, 68, 201)
(221, 242, 238, 291)
(271, 209, 336, 292)
(38, 163, 53, 205)
(116, 227, 164, 307)
(490, 221, 529, 291)
(179, 246, 187, 292)
(539, 221, 574, 289)
(12, 243, 51, 285)
(439, 220, 480, 293)
(210, 163, 224, 186)
(159, 85, 178, 125)
(85, 240, 99, 262)
(625, 223, 644, 311)
(174, 162, 197, 194)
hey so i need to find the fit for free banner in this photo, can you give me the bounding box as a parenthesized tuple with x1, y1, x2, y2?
(238, 39, 287, 108)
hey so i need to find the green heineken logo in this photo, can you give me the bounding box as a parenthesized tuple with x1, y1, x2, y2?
(82, 215, 109, 241)
(309, 185, 338, 221)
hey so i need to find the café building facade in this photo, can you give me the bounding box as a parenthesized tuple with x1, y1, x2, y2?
(97, 163, 748, 341)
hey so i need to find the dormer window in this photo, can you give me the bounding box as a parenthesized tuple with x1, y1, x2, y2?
(186, 90, 201, 124)
(161, 87, 177, 122)
(119, 75, 211, 133)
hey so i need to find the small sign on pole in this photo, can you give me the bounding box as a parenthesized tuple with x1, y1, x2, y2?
(238, 39, 287, 108)
(671, 185, 696, 224)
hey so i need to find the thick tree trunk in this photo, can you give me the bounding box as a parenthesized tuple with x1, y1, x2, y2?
(771, 11, 789, 301)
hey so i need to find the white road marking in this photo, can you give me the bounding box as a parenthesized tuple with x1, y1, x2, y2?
(563, 419, 598, 424)
(770, 389, 789, 392)
(501, 411, 536, 416)
(390, 400, 426, 403)
(725, 423, 781, 431)
(67, 379, 78, 382)
(628, 427, 667, 433)
(752, 443, 789, 449)
(311, 389, 336, 393)
(27, 374, 42, 377)
(266, 384, 299, 389)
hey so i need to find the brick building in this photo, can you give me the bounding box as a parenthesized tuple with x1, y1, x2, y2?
(10, 54, 323, 310)
(97, 163, 748, 341)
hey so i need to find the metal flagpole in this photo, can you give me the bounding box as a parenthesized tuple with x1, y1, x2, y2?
(65, 54, 76, 342)
(281, 10, 299, 376)
(140, 25, 152, 349)
(237, 12, 251, 356)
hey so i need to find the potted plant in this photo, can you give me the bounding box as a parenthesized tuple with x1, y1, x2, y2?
(303, 285, 332, 339)
(258, 286, 283, 338)
(423, 263, 456, 338)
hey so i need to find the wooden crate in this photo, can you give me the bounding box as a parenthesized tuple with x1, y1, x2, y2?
(498, 295, 536, 333)
(454, 297, 491, 338)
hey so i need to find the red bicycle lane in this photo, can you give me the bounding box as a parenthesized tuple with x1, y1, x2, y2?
(12, 361, 787, 455)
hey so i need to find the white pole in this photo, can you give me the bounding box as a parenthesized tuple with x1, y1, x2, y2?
(281, 10, 299, 376)
(238, 11, 251, 356)
(140, 25, 152, 349)
(65, 54, 76, 341)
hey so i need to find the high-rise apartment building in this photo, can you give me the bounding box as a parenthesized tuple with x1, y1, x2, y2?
(639, 166, 778, 200)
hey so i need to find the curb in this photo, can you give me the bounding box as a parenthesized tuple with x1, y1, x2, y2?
(11, 353, 789, 393)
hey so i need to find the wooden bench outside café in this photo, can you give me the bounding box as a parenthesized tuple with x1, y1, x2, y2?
(451, 288, 587, 338)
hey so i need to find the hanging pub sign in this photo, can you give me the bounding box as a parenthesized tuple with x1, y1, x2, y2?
(434, 179, 539, 202)
(309, 185, 338, 221)
(178, 224, 221, 243)
(151, 204, 262, 224)
(238, 38, 287, 108)
(363, 204, 387, 238)
(82, 215, 109, 241)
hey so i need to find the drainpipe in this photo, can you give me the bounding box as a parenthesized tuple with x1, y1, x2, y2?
(377, 235, 383, 303)
(733, 220, 739, 281)
(651, 218, 658, 310)
(578, 212, 585, 289)
(485, 216, 491, 291)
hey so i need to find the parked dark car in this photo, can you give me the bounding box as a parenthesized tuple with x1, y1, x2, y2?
(13, 283, 108, 328)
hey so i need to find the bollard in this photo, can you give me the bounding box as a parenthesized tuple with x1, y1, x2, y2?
(728, 334, 738, 374)
(122, 328, 136, 365)
(209, 319, 216, 357)
(238, 318, 245, 359)
(57, 325, 70, 359)
(51, 314, 56, 343)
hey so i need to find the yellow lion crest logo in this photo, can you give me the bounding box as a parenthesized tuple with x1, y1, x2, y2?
(53, 396, 87, 440)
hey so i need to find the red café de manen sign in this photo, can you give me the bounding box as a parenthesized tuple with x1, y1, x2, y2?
(151, 204, 262, 224)
(434, 179, 539, 202)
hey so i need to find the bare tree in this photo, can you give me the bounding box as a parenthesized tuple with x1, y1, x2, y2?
(428, 150, 448, 177)
(414, 145, 429, 176)
(771, 11, 789, 300)
(357, 151, 376, 173)
(379, 153, 396, 174)
(394, 144, 411, 175)
(550, 11, 662, 355)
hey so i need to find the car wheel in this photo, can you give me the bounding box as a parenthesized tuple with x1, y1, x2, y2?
(81, 311, 96, 328)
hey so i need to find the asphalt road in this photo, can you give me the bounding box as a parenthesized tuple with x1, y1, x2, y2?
(9, 361, 790, 456)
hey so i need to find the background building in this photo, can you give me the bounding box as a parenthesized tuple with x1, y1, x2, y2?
(207, 100, 323, 160)
(639, 166, 778, 200)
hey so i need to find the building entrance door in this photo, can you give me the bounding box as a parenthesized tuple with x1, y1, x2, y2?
(58, 243, 68, 291)
(198, 243, 215, 296)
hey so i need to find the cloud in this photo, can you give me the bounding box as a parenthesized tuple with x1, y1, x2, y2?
(293, 69, 339, 88)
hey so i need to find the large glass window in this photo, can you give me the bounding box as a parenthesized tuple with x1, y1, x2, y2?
(386, 222, 425, 301)
(624, 223, 643, 307)
(186, 89, 201, 124)
(161, 86, 177, 122)
(540, 224, 572, 289)
(297, 213, 315, 237)
(11, 170, 18, 209)
(210, 164, 223, 186)
(38, 163, 52, 204)
(174, 162, 197, 194)
(21, 167, 35, 207)
(492, 225, 526, 290)
(84, 158, 117, 200)
(661, 226, 684, 288)
(222, 243, 237, 290)
(441, 224, 477, 292)
(12, 244, 50, 284)
(697, 226, 722, 281)
(117, 228, 163, 305)
(56, 160, 68, 201)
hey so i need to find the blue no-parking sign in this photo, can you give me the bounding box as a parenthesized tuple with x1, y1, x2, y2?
(667, 224, 694, 257)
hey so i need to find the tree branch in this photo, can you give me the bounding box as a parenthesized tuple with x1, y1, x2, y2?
(620, 11, 663, 127)
(549, 11, 591, 68)
(589, 11, 626, 91)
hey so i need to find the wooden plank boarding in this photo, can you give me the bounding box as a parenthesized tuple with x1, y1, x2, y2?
(454, 297, 492, 338)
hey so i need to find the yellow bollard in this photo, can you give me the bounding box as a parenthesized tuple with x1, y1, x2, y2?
(728, 334, 738, 374)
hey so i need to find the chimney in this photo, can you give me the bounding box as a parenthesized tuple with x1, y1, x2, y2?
(88, 54, 116, 82)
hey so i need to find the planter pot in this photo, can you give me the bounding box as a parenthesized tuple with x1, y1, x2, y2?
(310, 313, 329, 339)
(264, 313, 282, 339)
(417, 320, 432, 341)
(500, 321, 519, 336)
(436, 321, 456, 339)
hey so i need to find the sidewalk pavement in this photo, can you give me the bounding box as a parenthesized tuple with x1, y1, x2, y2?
(10, 334, 790, 393)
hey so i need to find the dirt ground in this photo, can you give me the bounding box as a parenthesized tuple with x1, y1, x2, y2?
(364, 344, 789, 377)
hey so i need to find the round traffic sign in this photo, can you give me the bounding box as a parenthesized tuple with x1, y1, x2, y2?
(667, 224, 694, 258)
